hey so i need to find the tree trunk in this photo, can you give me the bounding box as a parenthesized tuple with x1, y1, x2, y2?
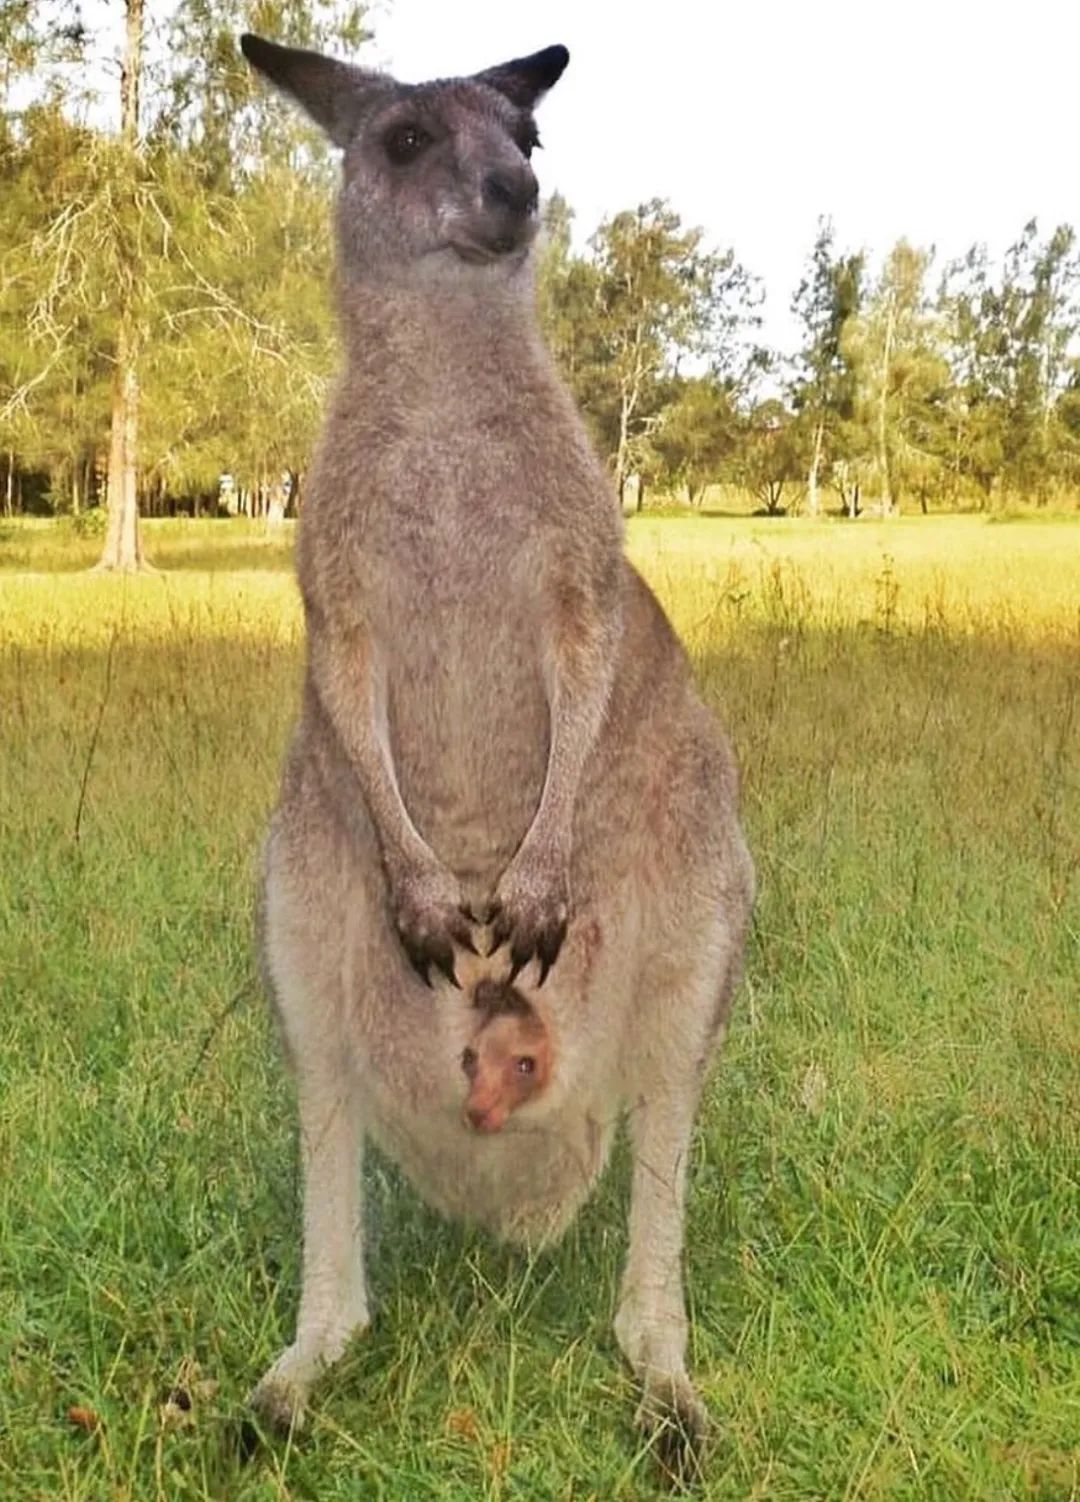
(94, 0, 149, 573)
(616, 328, 646, 510)
(4, 450, 13, 517)
(615, 393, 632, 505)
(98, 324, 145, 570)
(807, 420, 824, 516)
(876, 294, 896, 514)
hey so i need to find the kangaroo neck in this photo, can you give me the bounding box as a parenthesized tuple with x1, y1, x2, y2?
(338, 272, 541, 397)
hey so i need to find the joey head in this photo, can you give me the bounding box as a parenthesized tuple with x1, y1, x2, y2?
(461, 979, 553, 1133)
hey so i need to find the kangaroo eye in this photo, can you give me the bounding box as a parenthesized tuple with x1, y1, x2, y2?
(516, 1056, 535, 1076)
(461, 1047, 478, 1074)
(385, 123, 431, 164)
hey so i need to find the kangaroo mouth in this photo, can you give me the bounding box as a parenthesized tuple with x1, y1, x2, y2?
(448, 221, 537, 265)
(450, 240, 505, 265)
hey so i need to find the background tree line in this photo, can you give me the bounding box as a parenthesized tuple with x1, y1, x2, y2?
(2, 2, 1079, 567)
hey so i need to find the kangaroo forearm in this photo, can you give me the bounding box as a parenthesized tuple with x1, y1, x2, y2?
(308, 632, 431, 876)
(525, 567, 621, 854)
(528, 656, 614, 856)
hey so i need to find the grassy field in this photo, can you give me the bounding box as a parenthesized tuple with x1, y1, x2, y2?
(1, 514, 1077, 1500)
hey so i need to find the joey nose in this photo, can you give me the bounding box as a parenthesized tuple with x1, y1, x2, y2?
(483, 169, 539, 218)
(466, 1105, 505, 1133)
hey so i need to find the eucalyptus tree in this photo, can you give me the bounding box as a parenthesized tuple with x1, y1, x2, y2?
(790, 220, 864, 516)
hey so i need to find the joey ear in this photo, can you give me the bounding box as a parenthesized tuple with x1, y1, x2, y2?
(239, 33, 386, 148)
(474, 44, 569, 109)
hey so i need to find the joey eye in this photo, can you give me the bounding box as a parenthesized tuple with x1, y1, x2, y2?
(515, 1056, 536, 1076)
(461, 1046, 477, 1074)
(385, 123, 431, 165)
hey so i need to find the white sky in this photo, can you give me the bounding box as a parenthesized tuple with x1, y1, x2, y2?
(373, 0, 1079, 353)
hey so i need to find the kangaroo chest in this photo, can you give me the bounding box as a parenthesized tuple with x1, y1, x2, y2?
(341, 447, 551, 881)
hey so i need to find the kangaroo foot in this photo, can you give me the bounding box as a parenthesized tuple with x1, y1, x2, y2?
(635, 1371, 709, 1491)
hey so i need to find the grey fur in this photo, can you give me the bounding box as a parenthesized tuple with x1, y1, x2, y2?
(241, 34, 754, 1475)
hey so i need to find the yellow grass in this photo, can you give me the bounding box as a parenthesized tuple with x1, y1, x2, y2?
(1, 513, 1076, 651)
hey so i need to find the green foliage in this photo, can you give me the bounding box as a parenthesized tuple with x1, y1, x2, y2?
(733, 399, 804, 514)
(938, 222, 1080, 505)
(651, 376, 740, 504)
(0, 0, 359, 523)
(537, 197, 761, 499)
(844, 241, 952, 514)
(789, 220, 866, 514)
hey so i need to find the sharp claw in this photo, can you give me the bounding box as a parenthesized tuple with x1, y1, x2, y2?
(534, 922, 565, 986)
(453, 922, 479, 955)
(429, 943, 459, 991)
(509, 940, 532, 982)
(404, 946, 432, 987)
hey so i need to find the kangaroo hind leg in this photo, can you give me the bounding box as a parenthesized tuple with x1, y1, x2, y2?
(614, 946, 741, 1486)
(250, 846, 371, 1432)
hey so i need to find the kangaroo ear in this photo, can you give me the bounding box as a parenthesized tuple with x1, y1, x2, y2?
(240, 33, 386, 147)
(474, 45, 569, 109)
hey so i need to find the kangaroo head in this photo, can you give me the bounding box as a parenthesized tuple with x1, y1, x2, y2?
(240, 34, 568, 286)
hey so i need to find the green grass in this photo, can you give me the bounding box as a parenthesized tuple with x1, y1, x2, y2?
(1, 516, 1077, 1500)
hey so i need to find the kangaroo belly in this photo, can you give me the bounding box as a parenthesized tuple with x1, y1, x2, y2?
(363, 1068, 617, 1244)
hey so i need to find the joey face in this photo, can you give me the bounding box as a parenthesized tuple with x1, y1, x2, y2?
(461, 1008, 553, 1133)
(240, 35, 568, 285)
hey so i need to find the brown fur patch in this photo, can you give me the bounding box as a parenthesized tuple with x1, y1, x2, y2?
(472, 977, 531, 1018)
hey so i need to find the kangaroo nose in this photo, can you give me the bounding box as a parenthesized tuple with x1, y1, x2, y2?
(483, 169, 539, 216)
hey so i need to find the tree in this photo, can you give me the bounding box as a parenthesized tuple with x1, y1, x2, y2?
(846, 241, 951, 514)
(578, 199, 758, 502)
(937, 245, 1006, 504)
(536, 192, 605, 423)
(790, 220, 864, 516)
(0, 0, 370, 537)
(651, 376, 739, 505)
(1055, 363, 1080, 495)
(939, 223, 1080, 505)
(1001, 221, 1080, 501)
(0, 103, 118, 515)
(734, 399, 804, 515)
(97, 0, 147, 571)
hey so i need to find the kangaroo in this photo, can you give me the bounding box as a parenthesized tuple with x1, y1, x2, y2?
(241, 32, 754, 1475)
(461, 978, 555, 1134)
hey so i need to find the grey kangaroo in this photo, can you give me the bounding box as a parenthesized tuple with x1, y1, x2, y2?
(241, 32, 754, 1474)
